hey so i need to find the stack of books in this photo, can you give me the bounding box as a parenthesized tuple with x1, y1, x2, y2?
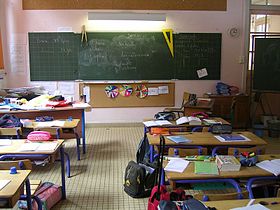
(215, 155, 241, 172)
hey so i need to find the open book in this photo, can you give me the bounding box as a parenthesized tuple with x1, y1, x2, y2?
(176, 116, 201, 125)
(256, 159, 280, 176)
(143, 120, 172, 127)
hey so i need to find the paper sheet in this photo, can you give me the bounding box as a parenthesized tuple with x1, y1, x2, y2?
(164, 159, 190, 173)
(148, 87, 159, 96)
(18, 142, 58, 152)
(230, 204, 270, 210)
(0, 180, 11, 191)
(158, 86, 169, 94)
(0, 139, 12, 146)
(35, 120, 65, 128)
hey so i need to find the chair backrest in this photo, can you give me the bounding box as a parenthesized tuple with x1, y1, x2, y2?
(193, 190, 249, 201)
(33, 127, 62, 139)
(0, 127, 22, 139)
(191, 126, 210, 132)
(230, 95, 250, 128)
(181, 92, 191, 108)
(228, 146, 266, 157)
(168, 147, 208, 157)
(0, 159, 32, 170)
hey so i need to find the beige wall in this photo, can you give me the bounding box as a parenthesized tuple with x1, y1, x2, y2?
(0, 0, 248, 123)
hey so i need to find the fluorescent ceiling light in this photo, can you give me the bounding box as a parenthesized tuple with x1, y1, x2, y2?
(88, 12, 166, 21)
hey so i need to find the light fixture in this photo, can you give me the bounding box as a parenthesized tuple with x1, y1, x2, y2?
(88, 12, 166, 21)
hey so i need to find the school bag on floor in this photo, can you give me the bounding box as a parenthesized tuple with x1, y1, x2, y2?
(18, 182, 62, 210)
(124, 157, 159, 198)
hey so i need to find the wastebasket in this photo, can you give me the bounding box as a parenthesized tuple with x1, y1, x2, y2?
(267, 120, 280, 138)
(253, 124, 265, 138)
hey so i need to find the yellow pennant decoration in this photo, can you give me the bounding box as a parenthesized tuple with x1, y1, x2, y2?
(162, 29, 174, 58)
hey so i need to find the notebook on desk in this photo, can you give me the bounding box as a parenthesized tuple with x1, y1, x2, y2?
(194, 161, 219, 175)
(220, 134, 246, 141)
(166, 136, 192, 144)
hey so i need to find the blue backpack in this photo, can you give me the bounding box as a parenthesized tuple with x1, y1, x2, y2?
(136, 135, 151, 164)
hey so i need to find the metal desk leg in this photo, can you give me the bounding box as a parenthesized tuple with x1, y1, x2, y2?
(82, 109, 86, 154)
(150, 145, 154, 162)
(25, 179, 32, 210)
(60, 146, 66, 199)
(75, 132, 81, 160)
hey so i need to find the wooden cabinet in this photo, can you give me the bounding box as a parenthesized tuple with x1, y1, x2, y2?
(205, 94, 250, 129)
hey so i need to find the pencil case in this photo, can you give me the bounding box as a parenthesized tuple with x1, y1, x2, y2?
(27, 131, 51, 141)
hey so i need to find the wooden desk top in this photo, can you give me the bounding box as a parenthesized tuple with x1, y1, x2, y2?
(204, 197, 280, 210)
(0, 170, 31, 198)
(0, 106, 87, 114)
(0, 140, 64, 155)
(165, 154, 280, 181)
(24, 119, 80, 129)
(147, 131, 268, 147)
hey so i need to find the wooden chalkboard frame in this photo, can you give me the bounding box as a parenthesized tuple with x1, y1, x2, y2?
(80, 82, 175, 108)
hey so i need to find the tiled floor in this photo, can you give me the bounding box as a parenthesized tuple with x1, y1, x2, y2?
(9, 125, 280, 209)
(34, 124, 146, 210)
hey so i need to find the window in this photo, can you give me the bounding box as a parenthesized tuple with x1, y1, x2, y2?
(248, 2, 280, 71)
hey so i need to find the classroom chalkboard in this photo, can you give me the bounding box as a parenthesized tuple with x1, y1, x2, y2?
(29, 32, 78, 81)
(78, 32, 174, 80)
(28, 32, 222, 81)
(174, 33, 221, 80)
(253, 38, 280, 92)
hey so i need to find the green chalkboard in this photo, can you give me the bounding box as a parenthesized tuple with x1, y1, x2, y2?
(29, 32, 78, 81)
(174, 33, 221, 80)
(28, 32, 222, 81)
(254, 38, 280, 92)
(78, 32, 174, 80)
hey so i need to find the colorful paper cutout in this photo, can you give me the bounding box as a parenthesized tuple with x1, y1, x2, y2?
(135, 84, 148, 99)
(105, 85, 119, 98)
(120, 85, 133, 97)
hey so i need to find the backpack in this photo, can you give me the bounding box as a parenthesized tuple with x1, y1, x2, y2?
(18, 182, 62, 210)
(136, 135, 150, 164)
(124, 161, 151, 198)
(154, 112, 176, 121)
(182, 198, 208, 210)
(0, 114, 22, 128)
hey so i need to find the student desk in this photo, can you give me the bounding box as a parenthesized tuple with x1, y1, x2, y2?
(147, 131, 267, 161)
(204, 197, 280, 210)
(24, 119, 81, 160)
(0, 170, 31, 208)
(164, 155, 280, 198)
(0, 106, 87, 154)
(0, 140, 66, 199)
(143, 117, 229, 134)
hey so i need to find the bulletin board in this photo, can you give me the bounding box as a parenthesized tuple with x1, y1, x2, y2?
(79, 82, 175, 108)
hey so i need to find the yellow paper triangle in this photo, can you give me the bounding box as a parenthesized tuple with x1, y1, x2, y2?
(162, 29, 174, 57)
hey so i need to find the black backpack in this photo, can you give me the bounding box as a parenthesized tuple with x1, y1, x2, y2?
(124, 161, 152, 198)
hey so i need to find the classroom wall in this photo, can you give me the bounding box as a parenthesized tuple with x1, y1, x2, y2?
(0, 0, 248, 123)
